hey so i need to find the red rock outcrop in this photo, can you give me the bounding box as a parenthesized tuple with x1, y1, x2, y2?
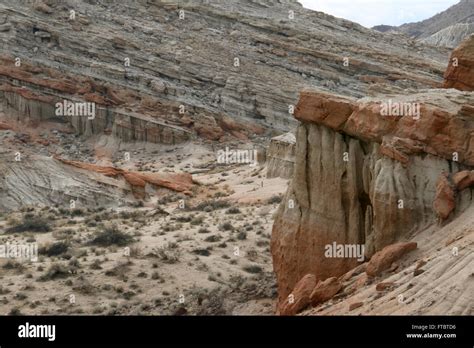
(56, 157, 194, 198)
(365, 242, 418, 277)
(310, 277, 343, 306)
(444, 35, 474, 91)
(295, 90, 474, 166)
(279, 274, 316, 316)
(271, 87, 473, 307)
(433, 173, 456, 219)
(453, 170, 474, 190)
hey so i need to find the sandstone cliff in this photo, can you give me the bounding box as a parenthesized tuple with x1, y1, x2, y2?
(271, 88, 474, 312)
(266, 132, 295, 179)
(444, 34, 474, 91)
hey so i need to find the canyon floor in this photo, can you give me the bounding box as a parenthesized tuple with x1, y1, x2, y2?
(0, 113, 288, 315)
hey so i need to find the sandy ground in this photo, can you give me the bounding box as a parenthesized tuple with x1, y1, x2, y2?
(0, 117, 289, 315)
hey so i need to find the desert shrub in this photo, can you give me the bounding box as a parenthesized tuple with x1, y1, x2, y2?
(204, 235, 221, 243)
(176, 216, 192, 223)
(39, 242, 69, 257)
(105, 261, 131, 280)
(219, 222, 234, 231)
(226, 207, 241, 214)
(192, 248, 211, 257)
(150, 243, 180, 264)
(38, 263, 71, 281)
(2, 260, 25, 272)
(71, 208, 85, 217)
(88, 225, 133, 247)
(6, 215, 51, 233)
(190, 216, 204, 225)
(267, 195, 283, 204)
(90, 259, 102, 270)
(188, 200, 230, 212)
(236, 231, 247, 240)
(243, 265, 263, 274)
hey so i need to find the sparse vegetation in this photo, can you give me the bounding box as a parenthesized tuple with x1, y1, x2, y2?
(88, 225, 134, 247)
(6, 215, 51, 233)
(38, 263, 72, 281)
(39, 242, 70, 257)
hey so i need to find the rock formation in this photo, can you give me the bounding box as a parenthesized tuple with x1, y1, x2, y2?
(375, 0, 474, 48)
(266, 132, 295, 179)
(422, 23, 474, 49)
(444, 35, 474, 91)
(0, 0, 448, 142)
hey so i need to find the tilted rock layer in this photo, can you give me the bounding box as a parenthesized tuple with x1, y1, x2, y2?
(0, 0, 449, 141)
(444, 35, 474, 91)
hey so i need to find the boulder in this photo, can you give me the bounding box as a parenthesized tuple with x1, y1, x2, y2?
(279, 274, 316, 316)
(444, 35, 474, 91)
(366, 242, 418, 277)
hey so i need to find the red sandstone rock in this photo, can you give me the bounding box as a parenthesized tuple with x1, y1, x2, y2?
(55, 157, 194, 198)
(366, 242, 417, 277)
(453, 170, 474, 191)
(375, 282, 395, 292)
(0, 121, 12, 130)
(433, 173, 456, 220)
(349, 302, 364, 311)
(444, 35, 474, 91)
(293, 90, 474, 166)
(310, 277, 343, 306)
(279, 274, 316, 316)
(295, 91, 355, 130)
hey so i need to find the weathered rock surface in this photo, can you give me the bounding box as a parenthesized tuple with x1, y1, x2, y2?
(0, 148, 193, 211)
(444, 35, 474, 91)
(302, 205, 474, 315)
(365, 242, 418, 277)
(56, 157, 194, 198)
(0, 0, 449, 140)
(310, 277, 343, 306)
(279, 273, 316, 316)
(271, 87, 474, 305)
(375, 0, 474, 43)
(422, 23, 474, 49)
(433, 173, 456, 219)
(266, 132, 295, 179)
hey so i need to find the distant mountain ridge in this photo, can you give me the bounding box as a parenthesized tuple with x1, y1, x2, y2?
(373, 0, 474, 48)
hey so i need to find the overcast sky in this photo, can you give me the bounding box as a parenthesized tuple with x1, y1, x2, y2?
(298, 0, 460, 28)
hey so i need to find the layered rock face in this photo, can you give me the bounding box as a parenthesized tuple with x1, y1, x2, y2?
(397, 0, 474, 39)
(444, 35, 474, 91)
(422, 23, 474, 49)
(266, 132, 295, 179)
(0, 0, 449, 141)
(271, 89, 474, 307)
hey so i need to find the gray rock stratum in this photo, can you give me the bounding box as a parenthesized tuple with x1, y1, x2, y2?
(266, 132, 295, 179)
(375, 0, 474, 48)
(0, 0, 449, 140)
